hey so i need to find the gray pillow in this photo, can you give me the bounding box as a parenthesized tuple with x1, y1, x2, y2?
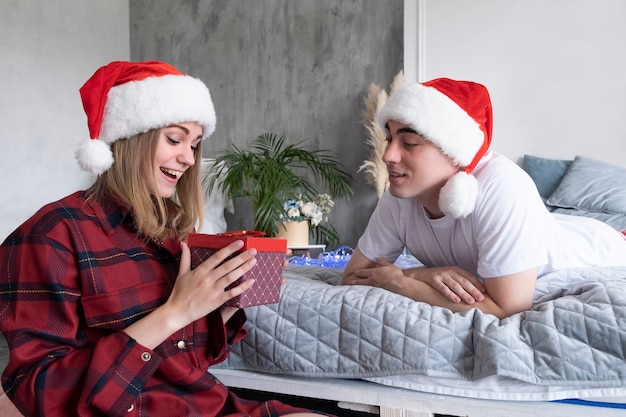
(522, 155, 571, 200)
(546, 156, 626, 215)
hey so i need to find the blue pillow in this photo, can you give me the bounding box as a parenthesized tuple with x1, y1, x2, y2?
(522, 155, 572, 200)
(546, 156, 626, 215)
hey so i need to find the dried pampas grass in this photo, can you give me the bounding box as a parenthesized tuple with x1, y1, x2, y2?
(358, 70, 405, 197)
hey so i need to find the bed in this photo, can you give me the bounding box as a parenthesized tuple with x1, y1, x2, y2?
(1, 155, 624, 417)
(212, 155, 626, 417)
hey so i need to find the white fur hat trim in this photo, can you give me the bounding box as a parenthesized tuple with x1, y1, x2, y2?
(99, 74, 215, 143)
(378, 83, 483, 167)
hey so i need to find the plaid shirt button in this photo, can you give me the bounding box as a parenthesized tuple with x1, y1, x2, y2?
(176, 340, 187, 349)
(141, 352, 151, 361)
(127, 404, 134, 412)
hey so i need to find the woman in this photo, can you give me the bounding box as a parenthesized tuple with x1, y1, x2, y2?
(0, 61, 328, 417)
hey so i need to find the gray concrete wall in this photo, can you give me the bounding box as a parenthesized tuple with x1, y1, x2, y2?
(130, 0, 403, 248)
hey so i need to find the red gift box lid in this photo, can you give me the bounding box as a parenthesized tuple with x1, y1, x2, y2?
(188, 231, 287, 252)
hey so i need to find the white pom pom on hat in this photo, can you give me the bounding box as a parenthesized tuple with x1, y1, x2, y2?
(439, 171, 479, 218)
(75, 138, 114, 174)
(378, 78, 493, 218)
(76, 60, 216, 175)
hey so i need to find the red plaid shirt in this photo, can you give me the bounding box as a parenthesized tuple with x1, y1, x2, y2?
(0, 191, 312, 417)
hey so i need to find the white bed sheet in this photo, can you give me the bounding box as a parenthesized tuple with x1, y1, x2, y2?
(366, 374, 626, 403)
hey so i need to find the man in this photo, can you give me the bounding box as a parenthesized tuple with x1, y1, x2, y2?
(342, 78, 626, 319)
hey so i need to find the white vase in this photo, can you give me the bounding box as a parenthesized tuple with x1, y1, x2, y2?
(275, 220, 310, 246)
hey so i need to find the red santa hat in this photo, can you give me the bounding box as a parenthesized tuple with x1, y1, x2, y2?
(76, 60, 216, 175)
(378, 78, 493, 218)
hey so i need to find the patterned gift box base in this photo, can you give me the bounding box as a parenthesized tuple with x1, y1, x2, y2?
(188, 232, 286, 308)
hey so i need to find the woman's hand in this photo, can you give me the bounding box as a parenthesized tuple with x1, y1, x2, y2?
(164, 240, 258, 330)
(405, 265, 486, 304)
(124, 241, 257, 349)
(278, 248, 293, 286)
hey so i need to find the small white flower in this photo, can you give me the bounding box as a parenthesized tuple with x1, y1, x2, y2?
(310, 212, 323, 226)
(287, 208, 301, 218)
(299, 202, 317, 218)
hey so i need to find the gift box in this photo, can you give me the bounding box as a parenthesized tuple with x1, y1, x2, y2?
(187, 231, 287, 308)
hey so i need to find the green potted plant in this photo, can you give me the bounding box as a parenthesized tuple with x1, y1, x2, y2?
(204, 133, 353, 248)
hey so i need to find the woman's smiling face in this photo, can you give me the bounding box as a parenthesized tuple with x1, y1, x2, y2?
(154, 121, 202, 198)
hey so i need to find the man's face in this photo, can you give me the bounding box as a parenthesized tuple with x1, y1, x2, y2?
(382, 120, 459, 207)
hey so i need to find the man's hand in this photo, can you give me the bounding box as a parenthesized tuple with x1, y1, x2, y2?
(348, 258, 407, 294)
(347, 256, 485, 305)
(404, 265, 486, 304)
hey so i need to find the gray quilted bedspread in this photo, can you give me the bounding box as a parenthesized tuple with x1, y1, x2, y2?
(215, 265, 626, 387)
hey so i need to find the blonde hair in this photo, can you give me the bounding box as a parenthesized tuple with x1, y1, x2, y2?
(88, 128, 204, 242)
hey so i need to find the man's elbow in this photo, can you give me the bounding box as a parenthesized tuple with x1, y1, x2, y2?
(487, 301, 533, 320)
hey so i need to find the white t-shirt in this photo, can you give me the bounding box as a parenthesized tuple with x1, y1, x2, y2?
(358, 152, 626, 280)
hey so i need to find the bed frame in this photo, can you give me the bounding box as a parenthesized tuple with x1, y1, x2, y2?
(212, 369, 626, 417)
